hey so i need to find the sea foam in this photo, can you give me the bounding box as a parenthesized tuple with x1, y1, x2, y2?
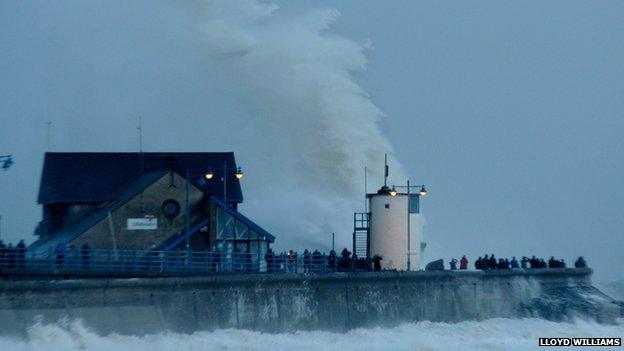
(0, 317, 621, 351)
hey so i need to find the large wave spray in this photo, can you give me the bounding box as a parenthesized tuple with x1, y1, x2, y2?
(194, 0, 405, 250)
(1, 318, 622, 351)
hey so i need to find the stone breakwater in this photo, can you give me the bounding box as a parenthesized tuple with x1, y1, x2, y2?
(0, 268, 620, 335)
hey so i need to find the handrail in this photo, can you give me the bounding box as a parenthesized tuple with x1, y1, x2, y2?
(0, 248, 370, 278)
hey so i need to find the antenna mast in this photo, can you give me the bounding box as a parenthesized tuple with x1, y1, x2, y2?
(384, 153, 389, 187)
(364, 166, 368, 212)
(138, 116, 145, 212)
(47, 122, 52, 151)
(138, 116, 144, 177)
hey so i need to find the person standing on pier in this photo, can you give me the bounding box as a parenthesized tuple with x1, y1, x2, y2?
(460, 256, 468, 270)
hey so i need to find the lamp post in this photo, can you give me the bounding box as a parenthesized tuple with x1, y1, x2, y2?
(194, 164, 244, 251)
(181, 165, 244, 251)
(0, 155, 13, 241)
(390, 182, 427, 271)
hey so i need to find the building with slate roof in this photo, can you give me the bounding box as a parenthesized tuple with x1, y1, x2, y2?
(30, 152, 275, 256)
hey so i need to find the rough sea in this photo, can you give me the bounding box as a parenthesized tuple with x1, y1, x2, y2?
(0, 280, 620, 351)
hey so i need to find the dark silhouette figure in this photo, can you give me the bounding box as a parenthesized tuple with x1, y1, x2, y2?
(328, 250, 337, 272)
(520, 256, 528, 269)
(265, 248, 275, 273)
(488, 255, 497, 270)
(276, 252, 286, 272)
(529, 256, 538, 268)
(548, 256, 557, 268)
(303, 249, 311, 273)
(460, 256, 468, 270)
(574, 256, 587, 268)
(289, 250, 298, 272)
(372, 254, 383, 272)
(510, 257, 519, 269)
(364, 255, 372, 271)
(54, 244, 65, 269)
(340, 248, 352, 272)
(475, 256, 483, 270)
(311, 250, 322, 273)
(214, 250, 223, 272)
(80, 243, 91, 269)
(449, 258, 458, 270)
(16, 240, 26, 269)
(482, 255, 489, 269)
(243, 251, 252, 273)
(6, 244, 15, 269)
(0, 240, 5, 271)
(233, 249, 243, 272)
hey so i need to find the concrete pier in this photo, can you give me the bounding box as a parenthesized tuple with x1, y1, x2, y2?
(0, 268, 619, 335)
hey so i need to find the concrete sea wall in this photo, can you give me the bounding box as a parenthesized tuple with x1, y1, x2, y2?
(0, 268, 619, 335)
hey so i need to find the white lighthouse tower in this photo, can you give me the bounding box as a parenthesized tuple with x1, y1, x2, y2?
(357, 155, 427, 270)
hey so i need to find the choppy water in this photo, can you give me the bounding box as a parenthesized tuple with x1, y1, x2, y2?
(0, 317, 620, 351)
(1, 279, 621, 351)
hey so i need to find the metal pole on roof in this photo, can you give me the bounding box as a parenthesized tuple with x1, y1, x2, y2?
(407, 179, 411, 271)
(364, 166, 368, 212)
(222, 161, 228, 256)
(223, 161, 227, 205)
(185, 170, 190, 250)
(47, 122, 52, 151)
(384, 154, 388, 187)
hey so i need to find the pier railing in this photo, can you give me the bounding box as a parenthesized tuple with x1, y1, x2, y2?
(0, 248, 351, 278)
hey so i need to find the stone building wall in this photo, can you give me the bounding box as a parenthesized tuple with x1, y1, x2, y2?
(70, 172, 206, 250)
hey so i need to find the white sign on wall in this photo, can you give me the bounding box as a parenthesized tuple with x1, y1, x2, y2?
(127, 218, 158, 230)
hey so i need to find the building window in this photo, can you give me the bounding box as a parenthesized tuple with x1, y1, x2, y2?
(385, 204, 390, 209)
(162, 199, 181, 219)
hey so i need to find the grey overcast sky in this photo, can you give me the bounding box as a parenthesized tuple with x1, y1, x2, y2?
(0, 1, 622, 279)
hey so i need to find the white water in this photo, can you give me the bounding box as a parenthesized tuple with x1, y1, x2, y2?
(0, 318, 622, 351)
(194, 0, 406, 251)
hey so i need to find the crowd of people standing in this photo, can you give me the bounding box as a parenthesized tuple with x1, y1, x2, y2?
(0, 240, 27, 270)
(1, 238, 591, 275)
(446, 254, 588, 270)
(264, 248, 384, 273)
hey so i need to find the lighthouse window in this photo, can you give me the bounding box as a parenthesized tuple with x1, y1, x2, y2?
(385, 204, 390, 209)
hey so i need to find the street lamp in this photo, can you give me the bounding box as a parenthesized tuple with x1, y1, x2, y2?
(391, 181, 428, 271)
(234, 167, 244, 180)
(419, 185, 427, 197)
(184, 165, 244, 250)
(389, 186, 398, 196)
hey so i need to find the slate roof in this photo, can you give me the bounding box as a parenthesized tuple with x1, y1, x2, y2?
(38, 152, 243, 204)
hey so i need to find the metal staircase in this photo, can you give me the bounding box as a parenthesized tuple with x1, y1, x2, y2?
(352, 212, 370, 258)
